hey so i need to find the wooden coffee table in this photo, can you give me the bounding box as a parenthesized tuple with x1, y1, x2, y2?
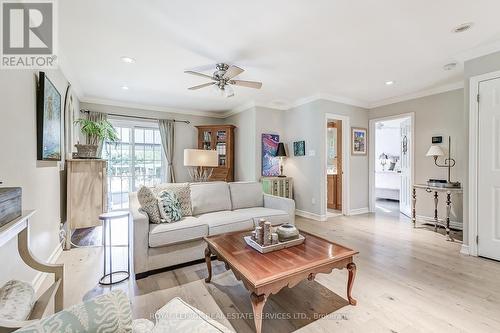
(204, 230, 358, 333)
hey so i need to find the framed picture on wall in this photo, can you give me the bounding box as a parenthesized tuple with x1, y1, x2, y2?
(293, 141, 305, 156)
(261, 134, 280, 176)
(37, 72, 62, 161)
(351, 127, 367, 155)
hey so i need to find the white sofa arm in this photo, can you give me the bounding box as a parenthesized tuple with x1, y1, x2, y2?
(129, 192, 149, 276)
(263, 194, 295, 225)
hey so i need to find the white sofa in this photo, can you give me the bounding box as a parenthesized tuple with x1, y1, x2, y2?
(130, 181, 295, 278)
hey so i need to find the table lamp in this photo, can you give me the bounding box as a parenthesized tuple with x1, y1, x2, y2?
(425, 137, 460, 187)
(379, 153, 388, 171)
(184, 149, 218, 182)
(276, 142, 287, 177)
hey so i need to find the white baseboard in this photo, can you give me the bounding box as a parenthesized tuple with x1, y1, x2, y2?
(295, 209, 327, 221)
(32, 242, 63, 292)
(348, 207, 369, 216)
(415, 215, 463, 231)
(460, 245, 470, 256)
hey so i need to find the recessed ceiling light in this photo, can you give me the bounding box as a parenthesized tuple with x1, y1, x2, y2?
(443, 62, 457, 71)
(121, 85, 129, 90)
(120, 56, 136, 64)
(452, 22, 474, 33)
(385, 81, 395, 86)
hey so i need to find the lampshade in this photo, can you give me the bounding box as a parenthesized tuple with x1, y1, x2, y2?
(184, 149, 218, 167)
(276, 143, 287, 157)
(426, 145, 445, 157)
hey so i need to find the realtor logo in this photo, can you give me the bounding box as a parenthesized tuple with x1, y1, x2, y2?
(1, 0, 57, 69)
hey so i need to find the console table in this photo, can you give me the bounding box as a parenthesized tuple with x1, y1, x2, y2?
(412, 184, 463, 241)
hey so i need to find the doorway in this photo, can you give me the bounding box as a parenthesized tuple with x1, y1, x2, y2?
(324, 113, 350, 218)
(369, 114, 414, 217)
(327, 120, 342, 216)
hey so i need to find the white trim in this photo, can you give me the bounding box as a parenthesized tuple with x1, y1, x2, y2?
(454, 40, 500, 63)
(295, 209, 327, 221)
(348, 207, 370, 216)
(368, 113, 415, 214)
(416, 215, 463, 230)
(222, 101, 256, 118)
(293, 93, 370, 109)
(468, 69, 500, 257)
(369, 82, 464, 108)
(460, 245, 470, 256)
(80, 97, 228, 118)
(324, 113, 351, 217)
(32, 243, 63, 292)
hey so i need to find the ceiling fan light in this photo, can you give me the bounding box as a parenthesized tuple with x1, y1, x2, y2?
(224, 85, 234, 98)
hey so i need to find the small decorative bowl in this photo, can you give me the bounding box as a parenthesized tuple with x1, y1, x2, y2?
(276, 223, 299, 242)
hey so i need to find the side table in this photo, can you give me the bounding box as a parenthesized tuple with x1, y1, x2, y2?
(99, 211, 130, 285)
(412, 184, 463, 241)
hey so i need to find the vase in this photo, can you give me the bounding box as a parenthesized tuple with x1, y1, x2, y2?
(276, 223, 299, 242)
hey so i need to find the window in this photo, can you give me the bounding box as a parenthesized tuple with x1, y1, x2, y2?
(103, 119, 165, 210)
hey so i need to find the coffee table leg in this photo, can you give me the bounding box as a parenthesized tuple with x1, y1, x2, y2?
(204, 247, 212, 283)
(347, 262, 357, 306)
(250, 293, 267, 333)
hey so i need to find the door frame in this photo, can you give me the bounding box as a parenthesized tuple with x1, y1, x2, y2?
(468, 70, 500, 257)
(323, 113, 350, 218)
(368, 113, 415, 214)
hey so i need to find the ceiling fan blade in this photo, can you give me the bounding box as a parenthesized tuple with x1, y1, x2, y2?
(184, 70, 214, 80)
(229, 79, 262, 89)
(188, 82, 215, 90)
(223, 65, 244, 80)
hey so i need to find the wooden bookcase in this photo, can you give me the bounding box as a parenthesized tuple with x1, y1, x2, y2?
(196, 125, 235, 182)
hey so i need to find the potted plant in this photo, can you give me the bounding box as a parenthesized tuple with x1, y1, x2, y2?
(74, 118, 119, 158)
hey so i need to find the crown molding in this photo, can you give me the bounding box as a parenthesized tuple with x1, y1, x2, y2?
(221, 101, 256, 118)
(368, 81, 464, 109)
(292, 93, 370, 109)
(80, 97, 228, 118)
(454, 40, 500, 63)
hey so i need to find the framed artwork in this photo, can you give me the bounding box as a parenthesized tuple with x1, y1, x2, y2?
(293, 141, 305, 156)
(37, 72, 62, 161)
(351, 127, 367, 155)
(261, 134, 280, 176)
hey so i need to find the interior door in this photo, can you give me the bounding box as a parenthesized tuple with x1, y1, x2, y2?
(399, 118, 411, 217)
(478, 77, 500, 261)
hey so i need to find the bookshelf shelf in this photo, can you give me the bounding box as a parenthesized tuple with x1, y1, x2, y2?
(196, 125, 235, 182)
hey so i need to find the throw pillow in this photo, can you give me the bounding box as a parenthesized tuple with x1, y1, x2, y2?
(154, 183, 192, 216)
(137, 186, 162, 224)
(158, 191, 183, 223)
(0, 280, 35, 321)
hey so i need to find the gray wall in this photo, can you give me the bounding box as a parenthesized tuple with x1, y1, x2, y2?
(80, 102, 224, 183)
(225, 108, 257, 181)
(462, 50, 500, 245)
(370, 89, 465, 225)
(284, 100, 369, 216)
(0, 69, 78, 286)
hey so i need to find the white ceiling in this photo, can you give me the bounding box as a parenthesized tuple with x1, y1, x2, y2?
(59, 0, 500, 114)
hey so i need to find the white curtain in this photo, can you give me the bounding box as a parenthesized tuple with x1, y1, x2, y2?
(159, 119, 175, 183)
(86, 111, 107, 158)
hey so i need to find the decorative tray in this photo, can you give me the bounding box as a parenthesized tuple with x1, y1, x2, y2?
(244, 234, 305, 254)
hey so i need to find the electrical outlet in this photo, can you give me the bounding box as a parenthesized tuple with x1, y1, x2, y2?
(308, 150, 316, 156)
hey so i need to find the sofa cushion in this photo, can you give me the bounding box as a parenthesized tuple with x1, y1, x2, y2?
(190, 182, 231, 215)
(155, 183, 192, 216)
(152, 297, 233, 332)
(149, 216, 208, 247)
(157, 191, 183, 223)
(137, 186, 162, 224)
(0, 280, 35, 321)
(229, 182, 264, 210)
(197, 211, 254, 236)
(234, 207, 290, 226)
(14, 290, 132, 333)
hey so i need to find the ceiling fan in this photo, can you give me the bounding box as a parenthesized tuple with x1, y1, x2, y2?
(184, 63, 262, 98)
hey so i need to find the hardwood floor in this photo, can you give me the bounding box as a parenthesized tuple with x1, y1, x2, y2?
(53, 212, 500, 332)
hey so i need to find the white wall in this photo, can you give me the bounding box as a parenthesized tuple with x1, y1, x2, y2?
(0, 69, 78, 286)
(79, 102, 224, 183)
(375, 124, 401, 172)
(370, 89, 465, 224)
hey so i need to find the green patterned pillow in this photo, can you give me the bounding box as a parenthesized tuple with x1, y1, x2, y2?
(158, 191, 183, 223)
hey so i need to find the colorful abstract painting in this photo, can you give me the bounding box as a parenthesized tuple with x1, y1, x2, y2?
(37, 72, 61, 161)
(261, 134, 280, 176)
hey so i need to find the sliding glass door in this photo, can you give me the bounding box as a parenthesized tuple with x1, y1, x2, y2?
(103, 119, 165, 210)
